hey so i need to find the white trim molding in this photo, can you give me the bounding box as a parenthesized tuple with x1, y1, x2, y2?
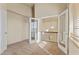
(39, 15, 58, 19)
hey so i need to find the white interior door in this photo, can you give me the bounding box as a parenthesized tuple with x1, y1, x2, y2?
(0, 8, 7, 54)
(58, 9, 69, 54)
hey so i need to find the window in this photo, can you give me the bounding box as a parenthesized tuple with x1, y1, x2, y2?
(73, 18, 79, 37)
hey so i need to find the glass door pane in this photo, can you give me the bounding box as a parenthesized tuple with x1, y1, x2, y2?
(30, 18, 38, 43)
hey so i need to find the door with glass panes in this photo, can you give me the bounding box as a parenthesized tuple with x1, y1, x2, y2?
(29, 18, 38, 43)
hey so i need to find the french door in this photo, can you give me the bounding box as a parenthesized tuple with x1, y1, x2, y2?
(29, 18, 38, 43)
(58, 9, 69, 54)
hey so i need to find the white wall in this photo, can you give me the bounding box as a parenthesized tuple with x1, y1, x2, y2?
(7, 11, 29, 45)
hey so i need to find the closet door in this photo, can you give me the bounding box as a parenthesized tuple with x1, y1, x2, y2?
(58, 9, 69, 54)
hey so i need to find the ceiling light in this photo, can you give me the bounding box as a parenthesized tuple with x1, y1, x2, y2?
(50, 26, 54, 29)
(46, 29, 49, 32)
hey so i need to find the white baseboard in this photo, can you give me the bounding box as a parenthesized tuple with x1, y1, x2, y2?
(7, 39, 28, 46)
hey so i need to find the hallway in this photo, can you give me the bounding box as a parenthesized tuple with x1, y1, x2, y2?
(2, 40, 65, 55)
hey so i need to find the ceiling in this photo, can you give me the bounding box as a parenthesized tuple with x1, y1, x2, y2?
(22, 3, 68, 8)
(22, 3, 34, 7)
(22, 3, 68, 18)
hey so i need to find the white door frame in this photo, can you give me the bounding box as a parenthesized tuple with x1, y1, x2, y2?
(0, 8, 7, 54)
(58, 9, 69, 54)
(29, 18, 40, 43)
